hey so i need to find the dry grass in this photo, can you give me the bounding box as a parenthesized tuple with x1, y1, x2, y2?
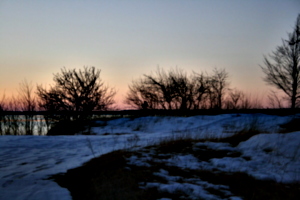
(279, 117, 300, 133)
(50, 115, 299, 199)
(51, 133, 300, 200)
(52, 150, 146, 200)
(217, 116, 266, 147)
(215, 127, 262, 147)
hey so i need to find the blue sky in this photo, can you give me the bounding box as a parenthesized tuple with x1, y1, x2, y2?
(0, 0, 299, 107)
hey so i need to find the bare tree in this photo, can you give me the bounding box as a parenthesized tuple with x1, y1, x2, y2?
(225, 88, 244, 109)
(126, 68, 175, 110)
(126, 67, 198, 110)
(18, 80, 37, 135)
(240, 97, 252, 109)
(126, 79, 161, 109)
(168, 68, 194, 110)
(126, 67, 230, 110)
(268, 90, 284, 108)
(19, 80, 37, 112)
(208, 68, 229, 109)
(0, 94, 6, 135)
(143, 68, 174, 109)
(0, 94, 21, 135)
(191, 72, 211, 109)
(4, 96, 21, 135)
(238, 93, 263, 109)
(0, 93, 5, 112)
(261, 14, 300, 109)
(37, 66, 115, 118)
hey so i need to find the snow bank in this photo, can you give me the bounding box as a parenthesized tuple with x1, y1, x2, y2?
(0, 114, 298, 200)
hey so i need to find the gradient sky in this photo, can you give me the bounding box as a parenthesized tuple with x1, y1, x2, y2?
(0, 0, 299, 108)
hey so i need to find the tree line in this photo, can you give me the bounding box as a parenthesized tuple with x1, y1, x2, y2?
(126, 67, 256, 110)
(0, 14, 299, 135)
(0, 66, 262, 113)
(0, 14, 299, 114)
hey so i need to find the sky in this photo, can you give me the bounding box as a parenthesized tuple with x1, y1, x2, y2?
(0, 0, 299, 108)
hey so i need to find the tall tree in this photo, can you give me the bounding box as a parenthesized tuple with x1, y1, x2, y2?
(261, 14, 300, 109)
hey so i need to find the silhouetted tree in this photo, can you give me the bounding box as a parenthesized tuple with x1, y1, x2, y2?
(126, 68, 174, 110)
(141, 101, 149, 110)
(4, 96, 21, 135)
(168, 68, 194, 110)
(192, 72, 211, 109)
(0, 94, 5, 135)
(207, 68, 229, 109)
(143, 68, 175, 109)
(126, 77, 164, 110)
(18, 80, 37, 135)
(126, 68, 191, 110)
(268, 90, 284, 108)
(225, 89, 244, 109)
(0, 94, 5, 112)
(126, 67, 230, 110)
(37, 66, 115, 119)
(261, 14, 300, 109)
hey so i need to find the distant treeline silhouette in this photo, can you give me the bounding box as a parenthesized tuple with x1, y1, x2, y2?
(126, 67, 253, 110)
(0, 14, 299, 135)
(1, 67, 264, 113)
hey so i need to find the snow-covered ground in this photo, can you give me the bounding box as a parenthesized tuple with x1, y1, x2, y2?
(0, 114, 299, 200)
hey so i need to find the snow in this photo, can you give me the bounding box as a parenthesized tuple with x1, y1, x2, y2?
(165, 154, 202, 170)
(148, 169, 234, 200)
(0, 114, 299, 200)
(145, 181, 222, 200)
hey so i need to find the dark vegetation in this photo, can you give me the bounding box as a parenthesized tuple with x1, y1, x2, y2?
(126, 67, 231, 110)
(261, 14, 300, 109)
(50, 117, 300, 199)
(52, 136, 300, 200)
(0, 14, 300, 135)
(216, 116, 265, 147)
(216, 128, 261, 147)
(36, 66, 116, 135)
(37, 66, 115, 115)
(279, 116, 300, 133)
(1, 10, 300, 200)
(1, 108, 299, 135)
(0, 67, 116, 135)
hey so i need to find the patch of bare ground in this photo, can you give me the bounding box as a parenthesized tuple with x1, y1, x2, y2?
(211, 127, 262, 147)
(51, 138, 300, 200)
(279, 117, 300, 133)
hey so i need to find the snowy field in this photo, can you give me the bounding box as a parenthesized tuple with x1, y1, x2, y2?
(0, 114, 300, 200)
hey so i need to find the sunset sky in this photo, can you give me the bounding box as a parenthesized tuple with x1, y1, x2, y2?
(0, 0, 299, 108)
